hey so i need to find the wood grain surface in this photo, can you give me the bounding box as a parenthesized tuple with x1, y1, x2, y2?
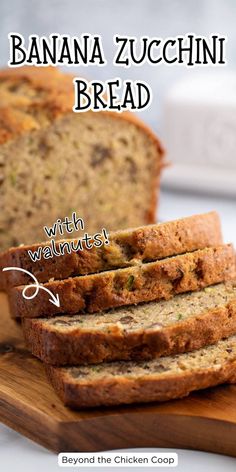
(0, 292, 236, 455)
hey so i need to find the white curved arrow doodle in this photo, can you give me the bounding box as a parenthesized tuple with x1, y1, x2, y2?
(2, 267, 60, 307)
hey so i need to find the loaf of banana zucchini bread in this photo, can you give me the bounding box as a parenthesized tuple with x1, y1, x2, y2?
(0, 67, 164, 251)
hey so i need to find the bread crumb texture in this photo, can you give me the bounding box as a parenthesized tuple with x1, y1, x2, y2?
(0, 67, 164, 250)
(23, 281, 236, 365)
(46, 334, 236, 407)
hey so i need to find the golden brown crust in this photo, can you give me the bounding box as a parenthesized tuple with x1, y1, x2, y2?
(23, 296, 236, 366)
(0, 211, 222, 290)
(9, 244, 235, 319)
(0, 67, 73, 144)
(46, 358, 236, 408)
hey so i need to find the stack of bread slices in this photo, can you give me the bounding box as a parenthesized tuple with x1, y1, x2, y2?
(1, 211, 236, 409)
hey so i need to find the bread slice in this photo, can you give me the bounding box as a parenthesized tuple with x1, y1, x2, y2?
(9, 244, 235, 319)
(0, 67, 164, 251)
(0, 212, 222, 290)
(23, 282, 236, 366)
(46, 335, 236, 408)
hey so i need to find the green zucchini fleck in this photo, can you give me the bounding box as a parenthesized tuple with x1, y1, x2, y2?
(126, 275, 135, 291)
(10, 172, 17, 186)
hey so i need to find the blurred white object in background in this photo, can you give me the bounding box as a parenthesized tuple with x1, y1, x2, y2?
(162, 72, 236, 196)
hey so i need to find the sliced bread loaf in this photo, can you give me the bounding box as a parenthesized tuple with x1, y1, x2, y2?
(23, 282, 236, 366)
(0, 67, 164, 251)
(0, 211, 222, 290)
(46, 335, 236, 408)
(9, 244, 235, 319)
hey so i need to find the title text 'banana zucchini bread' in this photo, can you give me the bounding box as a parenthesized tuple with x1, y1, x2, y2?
(23, 282, 236, 366)
(0, 212, 222, 290)
(0, 66, 164, 251)
(46, 335, 236, 408)
(9, 244, 235, 319)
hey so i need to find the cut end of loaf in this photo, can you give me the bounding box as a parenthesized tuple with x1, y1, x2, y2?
(0, 111, 163, 250)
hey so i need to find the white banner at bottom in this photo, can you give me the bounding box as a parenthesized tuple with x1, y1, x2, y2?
(58, 452, 178, 467)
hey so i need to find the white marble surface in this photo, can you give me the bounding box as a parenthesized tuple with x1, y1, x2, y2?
(1, 189, 236, 471)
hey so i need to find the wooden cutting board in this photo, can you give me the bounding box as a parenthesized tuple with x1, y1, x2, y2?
(0, 292, 236, 456)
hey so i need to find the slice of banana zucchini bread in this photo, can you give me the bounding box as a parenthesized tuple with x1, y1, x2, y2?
(9, 244, 235, 319)
(0, 211, 222, 290)
(23, 281, 236, 366)
(0, 67, 164, 251)
(46, 334, 236, 408)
